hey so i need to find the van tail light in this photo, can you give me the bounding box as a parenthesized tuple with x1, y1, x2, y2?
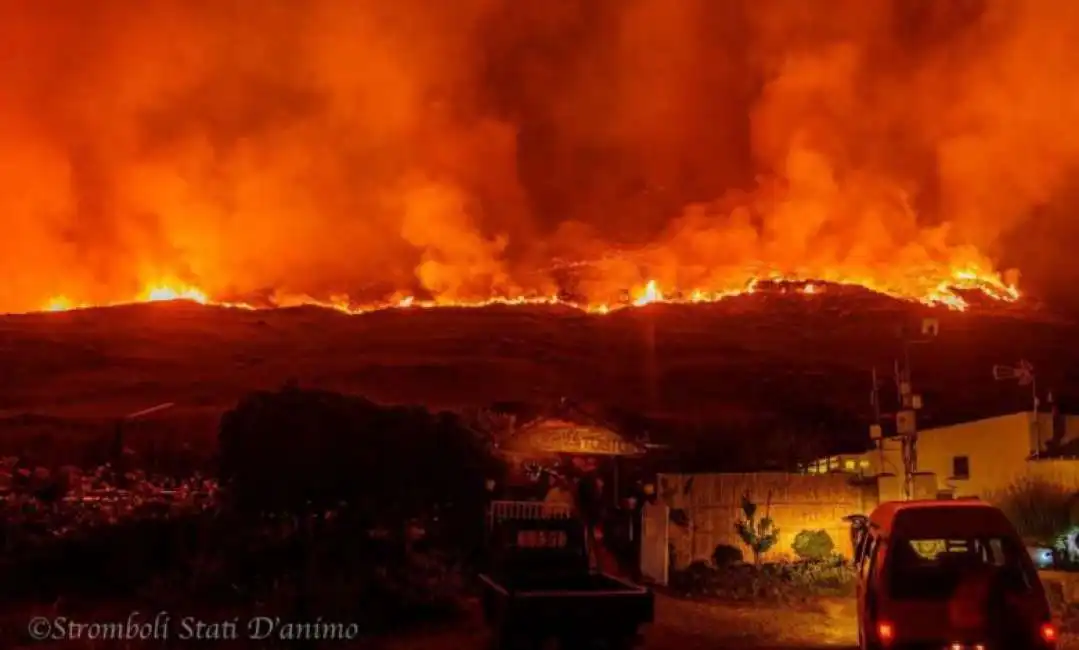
(1040, 622, 1058, 644)
(876, 620, 895, 645)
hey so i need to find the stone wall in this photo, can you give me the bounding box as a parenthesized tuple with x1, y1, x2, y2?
(1039, 570, 1079, 605)
(657, 472, 875, 569)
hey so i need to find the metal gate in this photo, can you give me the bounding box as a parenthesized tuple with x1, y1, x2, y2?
(639, 501, 669, 585)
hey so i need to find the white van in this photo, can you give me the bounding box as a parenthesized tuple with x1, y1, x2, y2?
(848, 499, 1058, 649)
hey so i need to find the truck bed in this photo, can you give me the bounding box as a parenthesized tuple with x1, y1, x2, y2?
(480, 571, 653, 637)
(482, 572, 646, 595)
(480, 515, 653, 643)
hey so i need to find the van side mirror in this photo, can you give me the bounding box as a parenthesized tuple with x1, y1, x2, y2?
(843, 514, 869, 563)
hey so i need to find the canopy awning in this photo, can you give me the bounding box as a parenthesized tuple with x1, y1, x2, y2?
(498, 418, 645, 456)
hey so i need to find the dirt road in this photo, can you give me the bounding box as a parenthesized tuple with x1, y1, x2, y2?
(376, 593, 859, 649)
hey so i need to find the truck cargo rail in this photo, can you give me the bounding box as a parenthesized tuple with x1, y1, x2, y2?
(487, 500, 574, 529)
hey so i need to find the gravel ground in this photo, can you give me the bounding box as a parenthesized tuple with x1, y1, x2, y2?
(374, 593, 859, 649)
(375, 592, 1079, 649)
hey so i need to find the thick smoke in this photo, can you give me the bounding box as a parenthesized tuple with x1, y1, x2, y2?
(0, 0, 1076, 311)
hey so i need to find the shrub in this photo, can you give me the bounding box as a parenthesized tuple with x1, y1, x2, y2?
(791, 529, 835, 561)
(988, 477, 1076, 547)
(0, 502, 468, 640)
(219, 387, 500, 550)
(669, 560, 718, 594)
(711, 543, 744, 567)
(782, 556, 857, 595)
(668, 556, 856, 603)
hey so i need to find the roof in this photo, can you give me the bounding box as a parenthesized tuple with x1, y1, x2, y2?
(868, 499, 1015, 537)
(498, 417, 645, 456)
(828, 411, 1075, 458)
(872, 497, 987, 516)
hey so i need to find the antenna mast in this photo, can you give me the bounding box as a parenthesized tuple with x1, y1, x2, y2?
(869, 367, 884, 470)
(993, 360, 1039, 454)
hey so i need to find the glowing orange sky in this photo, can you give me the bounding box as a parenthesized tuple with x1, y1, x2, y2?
(1, 0, 1077, 313)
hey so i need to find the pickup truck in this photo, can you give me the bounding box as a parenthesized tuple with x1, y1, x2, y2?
(479, 507, 654, 649)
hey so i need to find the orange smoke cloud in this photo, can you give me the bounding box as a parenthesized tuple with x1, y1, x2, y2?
(0, 0, 1075, 313)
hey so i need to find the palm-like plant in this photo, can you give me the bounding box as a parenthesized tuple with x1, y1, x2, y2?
(734, 492, 779, 565)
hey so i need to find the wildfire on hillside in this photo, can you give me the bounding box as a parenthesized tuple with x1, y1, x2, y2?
(31, 265, 1019, 317)
(0, 2, 1072, 316)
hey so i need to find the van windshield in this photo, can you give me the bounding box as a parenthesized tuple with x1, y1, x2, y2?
(887, 536, 1033, 600)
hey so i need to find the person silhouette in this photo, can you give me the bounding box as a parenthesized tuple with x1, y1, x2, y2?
(577, 475, 603, 567)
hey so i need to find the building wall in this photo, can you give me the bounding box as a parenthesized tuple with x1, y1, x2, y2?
(806, 413, 1079, 498)
(1040, 570, 1079, 606)
(657, 472, 874, 569)
(1026, 459, 1079, 490)
(916, 412, 1034, 498)
(862, 438, 904, 477)
(802, 439, 904, 478)
(1037, 411, 1079, 451)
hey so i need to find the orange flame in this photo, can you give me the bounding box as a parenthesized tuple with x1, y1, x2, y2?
(29, 265, 1020, 318)
(139, 285, 210, 304)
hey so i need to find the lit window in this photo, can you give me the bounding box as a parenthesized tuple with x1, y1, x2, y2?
(859, 459, 870, 468)
(845, 460, 855, 470)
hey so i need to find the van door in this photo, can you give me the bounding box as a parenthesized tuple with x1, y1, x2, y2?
(855, 531, 884, 645)
(844, 514, 870, 563)
(856, 534, 873, 611)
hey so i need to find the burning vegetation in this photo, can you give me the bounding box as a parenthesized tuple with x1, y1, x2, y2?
(36, 271, 1018, 317)
(2, 1, 1076, 316)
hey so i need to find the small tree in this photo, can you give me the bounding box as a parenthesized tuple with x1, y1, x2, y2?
(734, 492, 779, 565)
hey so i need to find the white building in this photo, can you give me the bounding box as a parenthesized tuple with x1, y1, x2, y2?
(805, 411, 1079, 498)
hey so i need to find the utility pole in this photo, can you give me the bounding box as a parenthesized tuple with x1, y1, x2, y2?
(869, 367, 884, 473)
(892, 317, 937, 499)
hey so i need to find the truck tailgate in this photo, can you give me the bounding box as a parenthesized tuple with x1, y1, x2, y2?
(480, 573, 654, 632)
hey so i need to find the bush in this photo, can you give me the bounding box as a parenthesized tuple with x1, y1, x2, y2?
(791, 529, 835, 561)
(219, 387, 501, 554)
(782, 556, 856, 594)
(988, 477, 1076, 547)
(0, 503, 467, 642)
(669, 556, 856, 603)
(711, 543, 744, 567)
